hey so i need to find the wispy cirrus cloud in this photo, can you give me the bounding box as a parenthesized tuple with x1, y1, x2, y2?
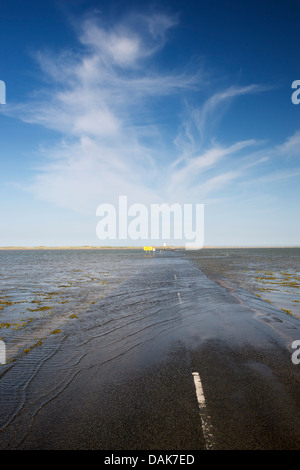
(167, 138, 265, 201)
(275, 130, 300, 157)
(3, 11, 204, 212)
(173, 84, 270, 157)
(79, 12, 179, 66)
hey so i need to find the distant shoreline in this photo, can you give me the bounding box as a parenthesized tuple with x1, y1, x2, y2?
(0, 246, 299, 250)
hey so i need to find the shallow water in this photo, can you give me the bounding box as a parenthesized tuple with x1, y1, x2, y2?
(0, 249, 300, 449)
(0, 249, 145, 361)
(184, 247, 300, 319)
(1, 248, 299, 365)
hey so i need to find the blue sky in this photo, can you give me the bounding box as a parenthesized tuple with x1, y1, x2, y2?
(0, 0, 299, 247)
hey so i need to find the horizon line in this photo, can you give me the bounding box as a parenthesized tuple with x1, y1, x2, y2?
(0, 245, 299, 250)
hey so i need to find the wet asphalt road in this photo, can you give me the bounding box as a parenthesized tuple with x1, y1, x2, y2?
(0, 251, 300, 450)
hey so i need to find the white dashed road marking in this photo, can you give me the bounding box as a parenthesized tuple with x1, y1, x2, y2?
(192, 372, 215, 450)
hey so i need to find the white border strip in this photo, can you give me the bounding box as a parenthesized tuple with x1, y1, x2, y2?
(192, 372, 214, 450)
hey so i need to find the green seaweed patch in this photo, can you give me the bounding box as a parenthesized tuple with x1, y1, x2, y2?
(281, 308, 294, 317)
(26, 306, 52, 312)
(5, 357, 16, 364)
(24, 339, 42, 354)
(0, 317, 34, 330)
(278, 281, 299, 288)
(24, 339, 43, 354)
(0, 322, 14, 329)
(50, 329, 61, 335)
(0, 299, 13, 311)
